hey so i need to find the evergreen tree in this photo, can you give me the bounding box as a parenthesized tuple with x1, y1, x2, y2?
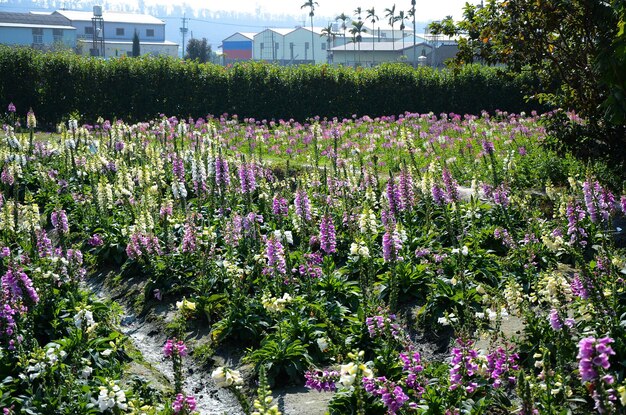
(132, 31, 140, 57)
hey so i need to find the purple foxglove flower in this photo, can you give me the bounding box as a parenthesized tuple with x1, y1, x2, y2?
(215, 157, 230, 188)
(87, 233, 104, 247)
(305, 370, 340, 392)
(51, 209, 69, 234)
(442, 169, 459, 203)
(386, 179, 402, 215)
(382, 229, 403, 263)
(548, 309, 563, 330)
(265, 237, 287, 275)
(319, 214, 336, 254)
(577, 336, 615, 383)
(272, 195, 289, 217)
(431, 184, 445, 205)
(492, 184, 510, 207)
(294, 189, 312, 221)
(172, 156, 185, 182)
(482, 139, 495, 155)
(398, 169, 415, 210)
(181, 222, 197, 253)
(1, 167, 14, 186)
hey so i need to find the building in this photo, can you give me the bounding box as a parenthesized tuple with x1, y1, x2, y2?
(252, 28, 293, 62)
(221, 32, 254, 64)
(221, 23, 454, 67)
(330, 36, 458, 68)
(249, 26, 333, 65)
(283, 26, 328, 65)
(53, 9, 177, 58)
(0, 11, 76, 50)
(362, 22, 414, 44)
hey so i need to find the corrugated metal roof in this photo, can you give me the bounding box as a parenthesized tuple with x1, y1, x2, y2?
(0, 11, 71, 26)
(287, 26, 327, 35)
(330, 39, 431, 52)
(238, 32, 256, 39)
(78, 39, 178, 46)
(223, 32, 255, 42)
(54, 10, 164, 25)
(253, 28, 294, 37)
(0, 22, 75, 30)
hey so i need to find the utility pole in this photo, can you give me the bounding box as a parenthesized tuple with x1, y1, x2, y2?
(180, 14, 188, 58)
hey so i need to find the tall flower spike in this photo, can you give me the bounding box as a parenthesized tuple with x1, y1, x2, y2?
(319, 214, 337, 254)
(294, 189, 312, 222)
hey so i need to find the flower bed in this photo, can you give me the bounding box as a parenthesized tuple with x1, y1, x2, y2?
(1, 104, 625, 414)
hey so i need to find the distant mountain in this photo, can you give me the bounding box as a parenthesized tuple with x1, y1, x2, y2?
(0, 0, 431, 52)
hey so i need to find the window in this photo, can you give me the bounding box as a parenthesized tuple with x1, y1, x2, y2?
(85, 26, 94, 35)
(260, 42, 264, 50)
(53, 29, 63, 43)
(116, 28, 124, 36)
(275, 42, 279, 50)
(321, 43, 326, 50)
(32, 28, 43, 45)
(146, 29, 154, 37)
(305, 42, 309, 49)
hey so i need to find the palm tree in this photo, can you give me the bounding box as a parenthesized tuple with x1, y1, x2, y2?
(349, 20, 366, 67)
(410, 0, 416, 66)
(335, 12, 349, 65)
(384, 4, 396, 50)
(354, 6, 363, 22)
(366, 7, 378, 66)
(398, 10, 407, 57)
(301, 0, 319, 63)
(320, 24, 336, 64)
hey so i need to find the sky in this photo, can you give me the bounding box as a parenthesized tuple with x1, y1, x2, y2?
(165, 0, 472, 22)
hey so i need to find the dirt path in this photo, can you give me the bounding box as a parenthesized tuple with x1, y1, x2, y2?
(119, 315, 244, 415)
(87, 278, 244, 415)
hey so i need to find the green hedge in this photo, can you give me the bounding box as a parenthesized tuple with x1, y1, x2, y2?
(0, 46, 543, 126)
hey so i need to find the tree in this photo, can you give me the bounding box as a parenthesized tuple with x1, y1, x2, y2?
(185, 37, 210, 63)
(132, 30, 140, 57)
(349, 20, 367, 66)
(354, 6, 363, 22)
(398, 10, 407, 57)
(410, 0, 416, 66)
(320, 24, 337, 64)
(301, 0, 319, 63)
(366, 7, 378, 66)
(336, 12, 350, 65)
(384, 4, 397, 50)
(429, 0, 626, 154)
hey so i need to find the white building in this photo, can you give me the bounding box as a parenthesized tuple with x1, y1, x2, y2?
(253, 28, 293, 62)
(53, 9, 177, 58)
(284, 26, 327, 65)
(252, 26, 329, 65)
(330, 37, 458, 68)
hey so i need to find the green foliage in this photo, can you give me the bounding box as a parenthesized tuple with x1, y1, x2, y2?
(246, 337, 312, 386)
(132, 31, 140, 58)
(185, 38, 213, 63)
(430, 0, 626, 154)
(0, 46, 543, 128)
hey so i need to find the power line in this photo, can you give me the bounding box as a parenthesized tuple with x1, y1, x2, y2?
(159, 16, 294, 29)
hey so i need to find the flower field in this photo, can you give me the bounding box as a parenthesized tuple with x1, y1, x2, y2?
(1, 105, 625, 414)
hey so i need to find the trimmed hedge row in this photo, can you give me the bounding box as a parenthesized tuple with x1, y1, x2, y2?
(0, 46, 543, 126)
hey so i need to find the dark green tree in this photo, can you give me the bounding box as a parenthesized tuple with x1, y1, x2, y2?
(185, 38, 210, 63)
(132, 30, 140, 57)
(429, 0, 626, 155)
